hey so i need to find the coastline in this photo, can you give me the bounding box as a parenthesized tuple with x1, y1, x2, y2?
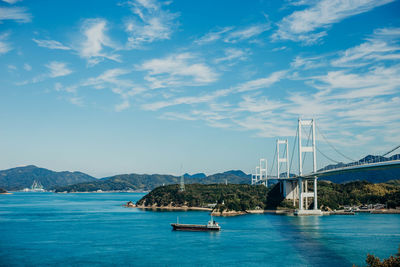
(127, 202, 400, 217)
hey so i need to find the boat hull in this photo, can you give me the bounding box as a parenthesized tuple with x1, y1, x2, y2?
(171, 223, 220, 231)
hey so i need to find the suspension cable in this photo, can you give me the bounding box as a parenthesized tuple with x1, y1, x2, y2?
(316, 124, 355, 162)
(302, 125, 313, 169)
(316, 147, 341, 164)
(382, 144, 400, 157)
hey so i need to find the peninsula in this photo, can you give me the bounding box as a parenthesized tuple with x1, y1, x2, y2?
(132, 180, 400, 216)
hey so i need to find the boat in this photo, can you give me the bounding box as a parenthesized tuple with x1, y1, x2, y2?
(171, 216, 221, 231)
(22, 180, 46, 192)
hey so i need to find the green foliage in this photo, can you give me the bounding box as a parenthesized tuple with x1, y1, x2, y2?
(136, 184, 272, 211)
(365, 249, 400, 267)
(0, 165, 96, 190)
(318, 180, 400, 210)
(55, 170, 250, 192)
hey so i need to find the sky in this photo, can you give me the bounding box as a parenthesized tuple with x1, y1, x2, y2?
(0, 0, 399, 178)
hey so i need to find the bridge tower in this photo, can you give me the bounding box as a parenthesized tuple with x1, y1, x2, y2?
(277, 139, 289, 180)
(259, 158, 267, 187)
(296, 118, 320, 215)
(277, 139, 297, 206)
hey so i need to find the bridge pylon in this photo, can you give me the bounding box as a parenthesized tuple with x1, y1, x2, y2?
(295, 118, 321, 215)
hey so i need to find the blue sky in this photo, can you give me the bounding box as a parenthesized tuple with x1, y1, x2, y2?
(0, 0, 399, 177)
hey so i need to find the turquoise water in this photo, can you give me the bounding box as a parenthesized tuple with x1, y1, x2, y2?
(0, 193, 399, 266)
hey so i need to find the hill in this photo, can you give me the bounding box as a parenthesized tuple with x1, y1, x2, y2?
(0, 165, 96, 190)
(55, 170, 250, 192)
(135, 184, 279, 211)
(183, 173, 206, 179)
(135, 180, 400, 212)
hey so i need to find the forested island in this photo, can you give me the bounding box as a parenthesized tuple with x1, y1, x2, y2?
(134, 180, 400, 214)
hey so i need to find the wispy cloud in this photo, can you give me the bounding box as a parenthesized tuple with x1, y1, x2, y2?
(195, 23, 269, 45)
(214, 48, 249, 63)
(273, 0, 394, 45)
(33, 38, 71, 50)
(23, 63, 31, 71)
(138, 52, 218, 89)
(78, 18, 120, 65)
(0, 32, 12, 54)
(124, 0, 178, 48)
(2, 0, 22, 4)
(331, 27, 400, 67)
(194, 27, 233, 45)
(18, 61, 73, 85)
(46, 61, 73, 78)
(224, 24, 270, 43)
(236, 71, 286, 92)
(0, 6, 32, 23)
(82, 68, 144, 111)
(142, 88, 231, 111)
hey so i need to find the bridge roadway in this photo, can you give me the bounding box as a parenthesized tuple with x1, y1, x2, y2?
(304, 159, 400, 178)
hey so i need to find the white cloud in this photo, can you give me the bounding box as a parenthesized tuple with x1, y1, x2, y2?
(0, 6, 31, 23)
(236, 71, 286, 92)
(0, 32, 12, 54)
(291, 55, 326, 69)
(33, 39, 71, 50)
(316, 65, 400, 99)
(273, 0, 394, 44)
(78, 18, 120, 65)
(214, 48, 249, 63)
(194, 27, 233, 45)
(115, 100, 130, 112)
(2, 0, 22, 4)
(125, 0, 178, 48)
(142, 88, 231, 111)
(23, 63, 31, 71)
(331, 27, 400, 67)
(46, 61, 73, 78)
(138, 52, 218, 89)
(224, 24, 270, 43)
(82, 68, 145, 111)
(68, 97, 84, 106)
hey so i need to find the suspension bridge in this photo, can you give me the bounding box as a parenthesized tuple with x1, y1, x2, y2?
(251, 118, 400, 215)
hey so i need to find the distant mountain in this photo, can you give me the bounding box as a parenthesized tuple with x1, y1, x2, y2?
(55, 170, 251, 192)
(318, 154, 400, 184)
(183, 173, 207, 179)
(0, 165, 96, 190)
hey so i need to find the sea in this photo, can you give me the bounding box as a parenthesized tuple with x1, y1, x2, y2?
(0, 192, 399, 266)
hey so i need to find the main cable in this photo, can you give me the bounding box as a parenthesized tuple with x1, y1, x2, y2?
(316, 124, 355, 162)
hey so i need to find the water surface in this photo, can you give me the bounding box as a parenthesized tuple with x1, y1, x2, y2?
(0, 192, 399, 266)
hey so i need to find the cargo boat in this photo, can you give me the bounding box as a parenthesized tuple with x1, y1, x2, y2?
(171, 216, 220, 231)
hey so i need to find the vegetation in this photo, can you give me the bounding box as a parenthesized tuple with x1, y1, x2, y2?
(318, 180, 400, 210)
(136, 180, 400, 212)
(0, 165, 96, 190)
(0, 188, 7, 193)
(55, 170, 250, 192)
(362, 245, 400, 267)
(136, 183, 284, 211)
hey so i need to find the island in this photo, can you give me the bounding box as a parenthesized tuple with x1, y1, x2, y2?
(0, 188, 11, 194)
(130, 180, 400, 216)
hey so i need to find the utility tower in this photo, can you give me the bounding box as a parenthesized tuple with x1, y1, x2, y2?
(180, 174, 185, 192)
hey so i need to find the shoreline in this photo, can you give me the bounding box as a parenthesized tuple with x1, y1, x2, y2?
(127, 203, 400, 216)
